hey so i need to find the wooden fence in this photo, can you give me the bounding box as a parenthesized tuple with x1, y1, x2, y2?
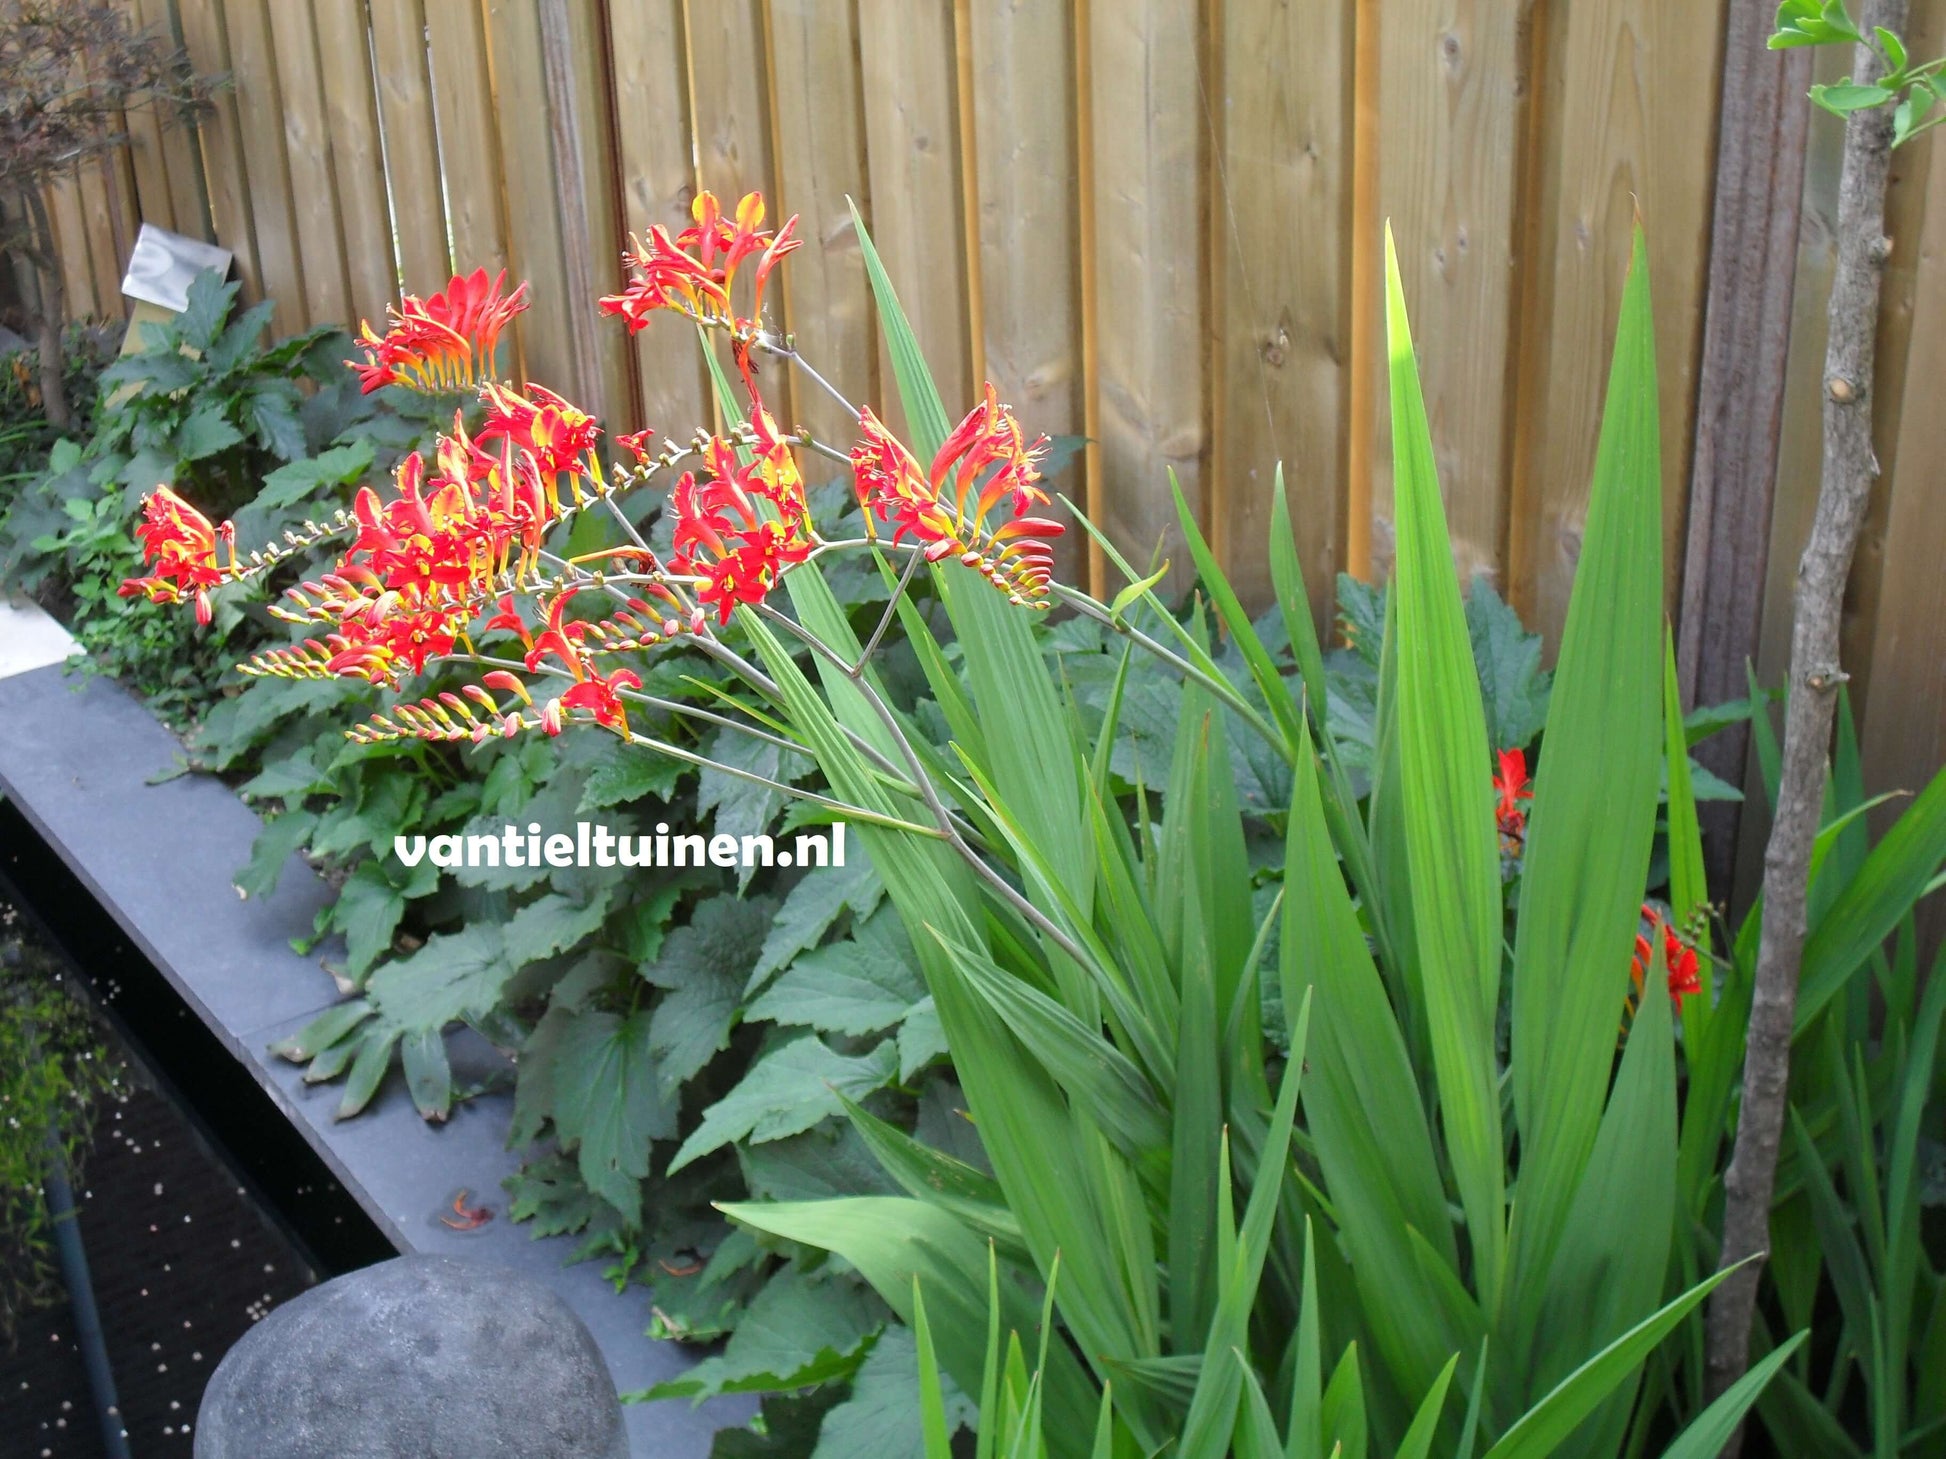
(32, 0, 1946, 863)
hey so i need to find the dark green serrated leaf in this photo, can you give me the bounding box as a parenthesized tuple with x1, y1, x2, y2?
(647, 1267, 881, 1400)
(749, 859, 885, 992)
(1466, 575, 1551, 750)
(235, 809, 318, 900)
(745, 903, 924, 1035)
(367, 924, 513, 1032)
(669, 1036, 899, 1172)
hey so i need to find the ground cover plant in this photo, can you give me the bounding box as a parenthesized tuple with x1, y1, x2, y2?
(108, 180, 1939, 1459)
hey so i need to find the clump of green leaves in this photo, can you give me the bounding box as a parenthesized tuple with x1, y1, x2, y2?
(0, 270, 427, 722)
(0, 902, 123, 1348)
(1772, 0, 1946, 145)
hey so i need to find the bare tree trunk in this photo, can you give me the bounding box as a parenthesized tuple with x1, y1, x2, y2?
(21, 186, 71, 431)
(1705, 2, 1905, 1443)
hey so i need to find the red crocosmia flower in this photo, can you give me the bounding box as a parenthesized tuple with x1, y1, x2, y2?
(615, 429, 655, 464)
(1492, 747, 1533, 856)
(527, 588, 592, 673)
(119, 486, 237, 625)
(559, 667, 641, 734)
(659, 403, 818, 623)
(477, 381, 602, 482)
(599, 190, 800, 345)
(1630, 904, 1703, 1008)
(850, 384, 1062, 606)
(351, 268, 528, 394)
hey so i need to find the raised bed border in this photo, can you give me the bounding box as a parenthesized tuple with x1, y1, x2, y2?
(0, 649, 751, 1456)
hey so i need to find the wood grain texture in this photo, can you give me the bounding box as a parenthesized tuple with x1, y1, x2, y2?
(74, 148, 132, 322)
(1507, 0, 1727, 646)
(119, 0, 179, 235)
(313, 0, 397, 328)
(1831, 0, 1945, 721)
(219, 0, 306, 328)
(557, 0, 633, 426)
(45, 174, 100, 319)
(1676, 0, 1814, 884)
(605, 0, 706, 435)
(368, 0, 449, 294)
(763, 0, 876, 447)
(267, 0, 352, 328)
(178, 0, 262, 298)
(856, 0, 972, 432)
(967, 0, 1085, 582)
(1860, 122, 1946, 830)
(1370, 0, 1529, 591)
(486, 0, 573, 391)
(425, 0, 508, 282)
(682, 0, 779, 425)
(140, 0, 212, 238)
(1086, 0, 1206, 598)
(1209, 0, 1353, 619)
(142, 0, 210, 237)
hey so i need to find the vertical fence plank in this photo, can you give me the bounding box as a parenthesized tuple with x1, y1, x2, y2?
(967, 0, 1085, 579)
(762, 0, 876, 447)
(557, 0, 633, 426)
(1674, 3, 1813, 884)
(425, 0, 509, 282)
(313, 0, 397, 330)
(267, 0, 353, 328)
(606, 0, 705, 435)
(46, 175, 101, 320)
(75, 156, 126, 320)
(1208, 0, 1353, 618)
(856, 0, 973, 429)
(1860, 125, 1946, 832)
(1086, 0, 1205, 596)
(484, 0, 573, 390)
(368, 0, 449, 294)
(178, 0, 262, 299)
(684, 0, 781, 423)
(1830, 0, 1946, 720)
(1369, 0, 1528, 589)
(120, 104, 178, 234)
(223, 0, 308, 329)
(117, 0, 180, 235)
(1507, 0, 1727, 645)
(144, 0, 213, 237)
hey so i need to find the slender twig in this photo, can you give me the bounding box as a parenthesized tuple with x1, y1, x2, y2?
(854, 546, 925, 675)
(1050, 583, 1284, 754)
(758, 332, 861, 420)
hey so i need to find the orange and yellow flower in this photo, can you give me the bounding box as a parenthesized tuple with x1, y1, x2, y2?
(850, 383, 1061, 606)
(665, 404, 816, 623)
(352, 268, 528, 395)
(599, 190, 799, 347)
(1630, 904, 1703, 1008)
(117, 486, 236, 625)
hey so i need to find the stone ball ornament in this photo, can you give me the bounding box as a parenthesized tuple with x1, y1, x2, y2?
(194, 1254, 628, 1458)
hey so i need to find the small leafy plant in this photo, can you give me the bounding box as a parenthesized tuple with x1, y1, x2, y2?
(1772, 0, 1946, 144)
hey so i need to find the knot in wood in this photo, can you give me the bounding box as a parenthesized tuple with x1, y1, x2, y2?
(1870, 235, 1893, 266)
(1827, 376, 1857, 404)
(1805, 667, 1850, 693)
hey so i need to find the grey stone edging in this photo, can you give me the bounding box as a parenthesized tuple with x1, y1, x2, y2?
(0, 660, 751, 1457)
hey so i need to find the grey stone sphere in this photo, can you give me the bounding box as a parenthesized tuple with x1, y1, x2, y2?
(194, 1253, 628, 1459)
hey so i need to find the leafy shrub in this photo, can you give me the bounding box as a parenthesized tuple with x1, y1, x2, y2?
(0, 271, 427, 721)
(0, 901, 123, 1347)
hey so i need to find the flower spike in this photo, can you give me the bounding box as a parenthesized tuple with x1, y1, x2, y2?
(352, 268, 529, 394)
